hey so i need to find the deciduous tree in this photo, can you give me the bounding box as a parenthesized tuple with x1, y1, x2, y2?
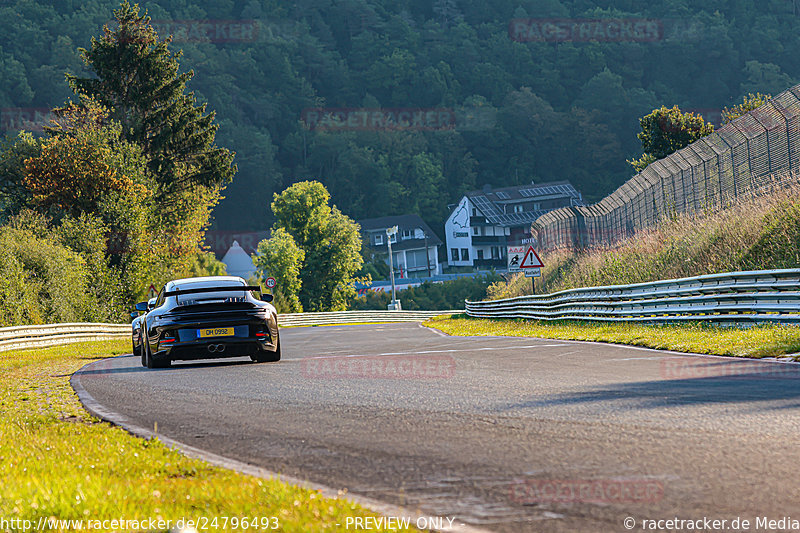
(270, 181, 363, 311)
(722, 93, 772, 124)
(254, 228, 305, 313)
(629, 106, 714, 172)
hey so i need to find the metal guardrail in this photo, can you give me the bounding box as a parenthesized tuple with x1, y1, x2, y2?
(0, 323, 131, 353)
(278, 310, 458, 327)
(466, 269, 800, 324)
(0, 311, 458, 353)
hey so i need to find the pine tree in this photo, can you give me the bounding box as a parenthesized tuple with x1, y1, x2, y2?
(433, 0, 462, 29)
(66, 1, 235, 198)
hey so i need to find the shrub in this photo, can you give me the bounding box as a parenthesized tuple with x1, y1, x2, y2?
(0, 224, 97, 326)
(350, 273, 502, 310)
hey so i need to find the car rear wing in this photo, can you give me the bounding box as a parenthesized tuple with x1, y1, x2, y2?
(163, 286, 262, 298)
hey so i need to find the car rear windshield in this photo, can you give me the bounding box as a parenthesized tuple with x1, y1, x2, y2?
(173, 282, 248, 306)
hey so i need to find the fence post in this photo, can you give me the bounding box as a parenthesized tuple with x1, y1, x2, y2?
(745, 135, 755, 192)
(718, 134, 737, 198)
(766, 127, 773, 174)
(570, 207, 586, 249)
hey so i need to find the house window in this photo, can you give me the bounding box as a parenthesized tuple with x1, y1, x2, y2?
(461, 248, 469, 261)
(472, 227, 479, 235)
(451, 248, 459, 262)
(491, 246, 499, 259)
(514, 204, 524, 213)
(477, 249, 484, 260)
(375, 234, 383, 245)
(389, 233, 397, 243)
(472, 208, 477, 216)
(402, 229, 413, 239)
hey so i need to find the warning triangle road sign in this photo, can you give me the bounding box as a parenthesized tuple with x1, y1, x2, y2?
(520, 246, 544, 268)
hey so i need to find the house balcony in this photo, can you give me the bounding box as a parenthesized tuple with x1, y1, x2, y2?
(473, 258, 506, 269)
(471, 235, 506, 244)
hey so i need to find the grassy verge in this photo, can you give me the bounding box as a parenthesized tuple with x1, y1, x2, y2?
(0, 340, 412, 532)
(488, 179, 800, 300)
(424, 315, 800, 359)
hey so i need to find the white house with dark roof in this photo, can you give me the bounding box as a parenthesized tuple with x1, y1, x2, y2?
(358, 214, 442, 278)
(444, 181, 583, 269)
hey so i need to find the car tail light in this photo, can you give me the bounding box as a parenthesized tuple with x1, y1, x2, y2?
(159, 333, 177, 348)
(254, 326, 270, 340)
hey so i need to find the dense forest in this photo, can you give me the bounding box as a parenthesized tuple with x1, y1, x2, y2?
(2, 0, 799, 234)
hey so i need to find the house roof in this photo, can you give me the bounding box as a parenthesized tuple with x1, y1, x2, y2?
(357, 214, 443, 249)
(220, 240, 257, 279)
(464, 180, 582, 227)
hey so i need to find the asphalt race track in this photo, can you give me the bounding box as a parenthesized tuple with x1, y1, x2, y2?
(74, 323, 800, 532)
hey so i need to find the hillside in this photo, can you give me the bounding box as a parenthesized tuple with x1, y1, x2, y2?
(488, 177, 800, 299)
(2, 0, 800, 233)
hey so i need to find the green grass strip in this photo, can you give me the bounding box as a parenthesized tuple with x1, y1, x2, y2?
(424, 315, 800, 359)
(0, 340, 413, 532)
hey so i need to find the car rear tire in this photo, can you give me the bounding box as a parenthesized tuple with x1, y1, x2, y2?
(252, 331, 281, 363)
(136, 336, 146, 367)
(145, 341, 171, 369)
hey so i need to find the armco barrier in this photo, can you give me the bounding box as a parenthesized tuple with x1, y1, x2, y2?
(466, 269, 800, 324)
(278, 310, 458, 326)
(0, 311, 458, 353)
(0, 323, 131, 353)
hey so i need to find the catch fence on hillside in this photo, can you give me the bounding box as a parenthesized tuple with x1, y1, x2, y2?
(534, 84, 800, 250)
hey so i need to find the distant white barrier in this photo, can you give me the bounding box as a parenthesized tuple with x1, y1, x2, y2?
(0, 311, 459, 353)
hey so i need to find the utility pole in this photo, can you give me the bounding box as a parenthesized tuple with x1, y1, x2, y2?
(386, 226, 401, 310)
(424, 232, 431, 278)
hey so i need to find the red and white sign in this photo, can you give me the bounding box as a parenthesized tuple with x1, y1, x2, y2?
(265, 277, 276, 289)
(520, 246, 544, 269)
(507, 246, 525, 272)
(147, 284, 158, 299)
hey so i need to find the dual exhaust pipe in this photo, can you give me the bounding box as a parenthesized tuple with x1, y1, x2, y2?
(207, 343, 226, 353)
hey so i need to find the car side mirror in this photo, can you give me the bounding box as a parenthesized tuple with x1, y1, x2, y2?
(130, 312, 139, 318)
(147, 297, 157, 310)
(262, 293, 274, 303)
(135, 301, 148, 312)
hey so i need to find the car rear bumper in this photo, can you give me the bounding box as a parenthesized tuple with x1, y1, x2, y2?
(155, 338, 277, 361)
(146, 308, 278, 361)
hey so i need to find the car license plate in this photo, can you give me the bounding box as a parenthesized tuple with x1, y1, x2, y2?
(198, 327, 235, 338)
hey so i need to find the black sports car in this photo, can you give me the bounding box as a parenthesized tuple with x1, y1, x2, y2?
(132, 276, 280, 368)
